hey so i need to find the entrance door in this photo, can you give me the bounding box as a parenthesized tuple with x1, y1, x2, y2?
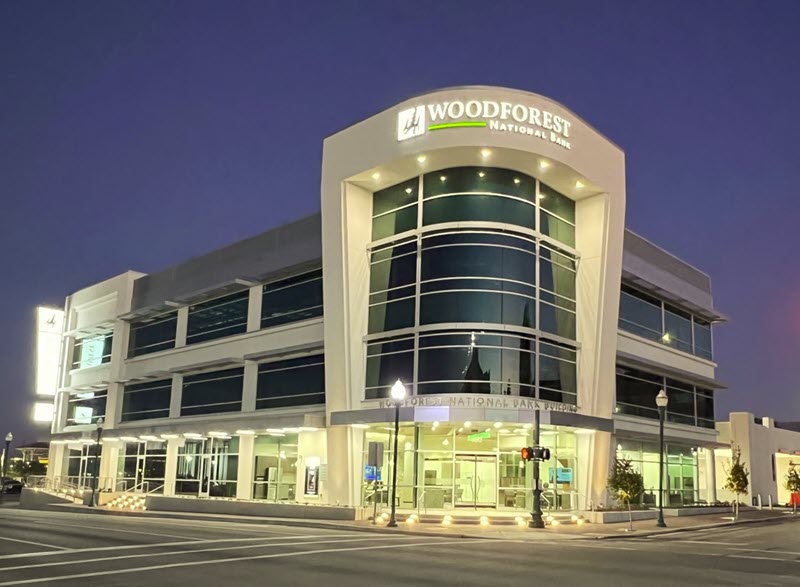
(454, 455, 497, 508)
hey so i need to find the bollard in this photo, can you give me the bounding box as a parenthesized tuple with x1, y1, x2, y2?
(757, 494, 762, 510)
(768, 495, 773, 510)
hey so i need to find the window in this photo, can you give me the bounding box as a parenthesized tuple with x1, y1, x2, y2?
(187, 291, 249, 345)
(261, 269, 323, 329)
(368, 242, 416, 335)
(66, 390, 107, 425)
(72, 332, 113, 369)
(366, 335, 415, 399)
(619, 286, 662, 342)
(128, 312, 177, 357)
(538, 341, 577, 404)
(539, 182, 575, 247)
(619, 284, 715, 360)
(121, 379, 172, 422)
(180, 368, 243, 416)
(694, 319, 713, 360)
(372, 179, 418, 240)
(615, 365, 715, 428)
(175, 437, 239, 497)
(256, 355, 325, 409)
(253, 434, 298, 502)
(116, 441, 167, 492)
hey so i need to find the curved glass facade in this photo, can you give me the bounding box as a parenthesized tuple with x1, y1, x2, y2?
(367, 167, 578, 404)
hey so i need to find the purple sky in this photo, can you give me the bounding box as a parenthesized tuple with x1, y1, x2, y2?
(2, 1, 798, 443)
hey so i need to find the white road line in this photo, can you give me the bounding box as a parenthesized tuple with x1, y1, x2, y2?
(667, 540, 752, 546)
(0, 534, 365, 561)
(729, 554, 792, 562)
(560, 542, 635, 551)
(0, 539, 496, 585)
(33, 520, 202, 541)
(0, 537, 67, 551)
(729, 547, 800, 556)
(0, 535, 416, 572)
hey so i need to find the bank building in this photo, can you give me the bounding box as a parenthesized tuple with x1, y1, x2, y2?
(38, 86, 725, 517)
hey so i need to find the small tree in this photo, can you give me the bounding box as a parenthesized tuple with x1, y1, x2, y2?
(608, 458, 645, 531)
(785, 462, 800, 514)
(723, 446, 749, 519)
(9, 460, 46, 483)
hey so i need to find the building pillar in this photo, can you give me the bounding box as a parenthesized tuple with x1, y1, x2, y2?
(175, 307, 189, 348)
(236, 434, 254, 500)
(705, 448, 717, 503)
(241, 362, 258, 413)
(98, 443, 117, 492)
(163, 439, 179, 497)
(169, 375, 183, 419)
(247, 286, 262, 332)
(326, 426, 363, 507)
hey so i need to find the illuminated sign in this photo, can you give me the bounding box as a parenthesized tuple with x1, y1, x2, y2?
(398, 99, 572, 149)
(467, 431, 491, 442)
(32, 402, 55, 424)
(35, 307, 64, 397)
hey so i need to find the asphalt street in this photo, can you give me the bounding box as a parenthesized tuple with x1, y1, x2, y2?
(0, 507, 798, 586)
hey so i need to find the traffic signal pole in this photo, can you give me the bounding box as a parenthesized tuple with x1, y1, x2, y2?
(529, 408, 545, 528)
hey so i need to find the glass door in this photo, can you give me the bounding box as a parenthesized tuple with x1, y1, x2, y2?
(455, 454, 497, 508)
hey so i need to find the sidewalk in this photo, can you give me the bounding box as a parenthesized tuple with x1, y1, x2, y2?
(46, 502, 798, 542)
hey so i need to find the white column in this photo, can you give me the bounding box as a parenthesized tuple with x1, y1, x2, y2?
(706, 449, 717, 503)
(164, 439, 179, 497)
(241, 362, 258, 413)
(247, 286, 262, 332)
(175, 307, 189, 348)
(169, 375, 183, 419)
(98, 443, 118, 492)
(236, 435, 254, 500)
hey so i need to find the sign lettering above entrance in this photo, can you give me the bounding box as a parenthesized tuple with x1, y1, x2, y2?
(397, 99, 573, 150)
(379, 394, 578, 414)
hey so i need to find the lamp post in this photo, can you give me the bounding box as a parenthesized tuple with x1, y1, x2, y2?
(655, 390, 668, 528)
(89, 418, 104, 508)
(1, 433, 12, 501)
(529, 409, 545, 528)
(386, 379, 407, 528)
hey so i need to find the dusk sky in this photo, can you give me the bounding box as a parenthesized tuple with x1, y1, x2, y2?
(1, 1, 798, 443)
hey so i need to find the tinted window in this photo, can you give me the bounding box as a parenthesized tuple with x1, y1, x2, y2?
(72, 333, 113, 369)
(181, 368, 243, 416)
(122, 379, 172, 422)
(619, 287, 662, 342)
(187, 291, 249, 345)
(257, 355, 325, 409)
(423, 195, 535, 229)
(66, 391, 107, 425)
(261, 269, 323, 329)
(129, 312, 177, 357)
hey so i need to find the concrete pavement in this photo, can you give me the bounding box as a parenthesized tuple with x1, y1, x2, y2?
(0, 507, 799, 586)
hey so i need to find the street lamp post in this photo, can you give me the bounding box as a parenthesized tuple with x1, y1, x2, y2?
(1, 433, 12, 501)
(529, 409, 545, 528)
(89, 418, 104, 508)
(656, 390, 668, 528)
(386, 379, 407, 528)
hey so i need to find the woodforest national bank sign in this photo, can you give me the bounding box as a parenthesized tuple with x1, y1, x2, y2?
(397, 98, 573, 149)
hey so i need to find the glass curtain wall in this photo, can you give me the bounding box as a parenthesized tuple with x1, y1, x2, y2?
(367, 167, 577, 403)
(617, 440, 700, 506)
(252, 433, 299, 502)
(361, 423, 579, 511)
(65, 391, 107, 426)
(72, 332, 113, 369)
(615, 365, 715, 429)
(115, 441, 167, 492)
(175, 437, 239, 497)
(128, 311, 177, 357)
(619, 284, 714, 360)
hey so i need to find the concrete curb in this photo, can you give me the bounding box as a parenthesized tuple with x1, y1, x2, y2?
(590, 513, 797, 540)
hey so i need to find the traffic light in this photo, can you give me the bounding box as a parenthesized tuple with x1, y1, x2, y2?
(520, 446, 551, 461)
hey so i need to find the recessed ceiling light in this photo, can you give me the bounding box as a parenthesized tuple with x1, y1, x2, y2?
(416, 155, 427, 163)
(371, 172, 380, 180)
(575, 180, 585, 189)
(480, 148, 492, 158)
(440, 175, 446, 182)
(539, 160, 551, 170)
(513, 178, 521, 185)
(405, 187, 413, 194)
(464, 421, 472, 427)
(478, 171, 485, 178)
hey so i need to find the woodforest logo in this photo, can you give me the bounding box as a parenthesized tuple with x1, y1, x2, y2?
(397, 99, 573, 149)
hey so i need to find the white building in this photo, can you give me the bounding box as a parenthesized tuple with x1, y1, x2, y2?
(44, 86, 725, 513)
(716, 413, 800, 507)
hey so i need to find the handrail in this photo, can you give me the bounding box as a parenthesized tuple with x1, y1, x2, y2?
(416, 489, 428, 516)
(147, 484, 164, 495)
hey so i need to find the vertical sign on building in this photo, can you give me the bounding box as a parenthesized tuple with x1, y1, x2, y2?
(33, 306, 64, 423)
